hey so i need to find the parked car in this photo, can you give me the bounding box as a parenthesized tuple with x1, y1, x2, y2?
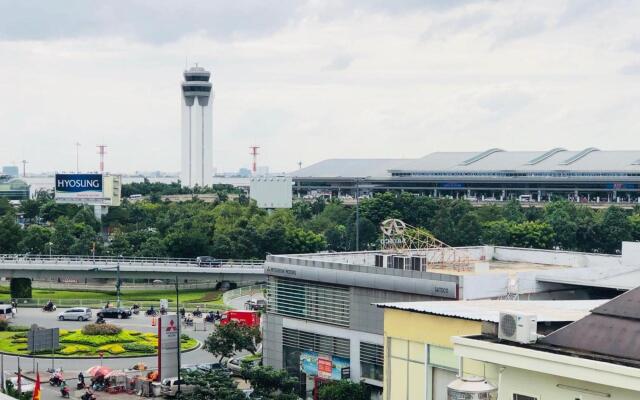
(226, 356, 261, 376)
(58, 307, 92, 321)
(97, 307, 132, 319)
(196, 256, 222, 267)
(160, 377, 195, 397)
(196, 362, 226, 373)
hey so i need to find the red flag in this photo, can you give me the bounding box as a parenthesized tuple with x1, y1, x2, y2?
(32, 372, 41, 400)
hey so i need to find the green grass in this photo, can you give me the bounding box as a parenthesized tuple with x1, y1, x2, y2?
(0, 287, 225, 307)
(0, 330, 198, 357)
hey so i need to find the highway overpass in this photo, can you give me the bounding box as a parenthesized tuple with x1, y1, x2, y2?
(0, 254, 266, 286)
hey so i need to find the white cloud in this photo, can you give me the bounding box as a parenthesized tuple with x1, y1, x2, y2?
(1, 0, 640, 174)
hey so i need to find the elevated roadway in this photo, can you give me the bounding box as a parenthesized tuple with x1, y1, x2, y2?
(0, 254, 266, 285)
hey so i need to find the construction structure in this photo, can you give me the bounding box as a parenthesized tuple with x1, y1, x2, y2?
(249, 145, 260, 175)
(180, 65, 214, 187)
(379, 219, 474, 271)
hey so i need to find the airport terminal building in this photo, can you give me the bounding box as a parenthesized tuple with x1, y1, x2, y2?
(292, 148, 640, 204)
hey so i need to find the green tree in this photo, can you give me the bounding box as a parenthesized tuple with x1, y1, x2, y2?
(70, 224, 99, 255)
(72, 207, 100, 232)
(481, 220, 512, 246)
(180, 370, 246, 400)
(203, 321, 262, 362)
(596, 206, 632, 253)
(137, 236, 167, 257)
(51, 217, 76, 255)
(455, 213, 482, 246)
(508, 221, 555, 249)
(18, 225, 52, 254)
(502, 200, 526, 223)
(544, 201, 577, 249)
(19, 198, 40, 220)
(107, 230, 134, 256)
(0, 198, 14, 217)
(318, 380, 367, 400)
(0, 215, 22, 253)
(10, 277, 32, 299)
(241, 366, 298, 400)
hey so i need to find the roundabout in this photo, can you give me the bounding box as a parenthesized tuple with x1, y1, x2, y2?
(0, 323, 199, 358)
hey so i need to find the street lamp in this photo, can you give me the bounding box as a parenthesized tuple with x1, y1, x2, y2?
(175, 274, 182, 395)
(89, 254, 123, 308)
(47, 242, 53, 257)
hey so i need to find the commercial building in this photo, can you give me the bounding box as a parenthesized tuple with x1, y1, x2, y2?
(377, 299, 604, 400)
(453, 285, 640, 399)
(292, 148, 640, 204)
(1, 166, 19, 177)
(262, 243, 640, 398)
(0, 175, 29, 200)
(181, 66, 214, 187)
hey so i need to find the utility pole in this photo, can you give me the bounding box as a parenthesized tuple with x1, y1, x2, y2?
(355, 178, 360, 251)
(21, 160, 27, 177)
(97, 144, 108, 173)
(75, 142, 81, 173)
(249, 146, 260, 174)
(175, 274, 182, 395)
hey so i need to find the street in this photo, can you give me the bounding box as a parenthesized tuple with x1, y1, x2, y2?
(3, 307, 219, 400)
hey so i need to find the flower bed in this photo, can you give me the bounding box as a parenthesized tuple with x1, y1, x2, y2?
(0, 328, 198, 358)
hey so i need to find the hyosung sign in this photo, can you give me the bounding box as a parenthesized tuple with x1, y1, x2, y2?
(55, 174, 103, 198)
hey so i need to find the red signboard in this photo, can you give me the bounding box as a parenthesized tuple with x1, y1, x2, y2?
(317, 356, 332, 379)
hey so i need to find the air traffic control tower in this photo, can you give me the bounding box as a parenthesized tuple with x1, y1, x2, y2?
(181, 66, 214, 187)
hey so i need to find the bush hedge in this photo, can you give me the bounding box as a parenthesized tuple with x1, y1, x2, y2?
(0, 320, 9, 332)
(123, 342, 155, 353)
(61, 330, 137, 346)
(98, 344, 125, 354)
(82, 324, 122, 336)
(59, 345, 92, 355)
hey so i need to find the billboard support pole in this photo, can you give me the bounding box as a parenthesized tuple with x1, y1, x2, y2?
(176, 274, 182, 395)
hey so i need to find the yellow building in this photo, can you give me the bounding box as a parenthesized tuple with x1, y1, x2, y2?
(378, 300, 601, 400)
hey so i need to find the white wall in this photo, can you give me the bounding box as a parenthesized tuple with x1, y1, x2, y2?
(493, 246, 622, 269)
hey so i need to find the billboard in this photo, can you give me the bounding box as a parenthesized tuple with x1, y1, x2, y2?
(300, 350, 350, 380)
(28, 326, 59, 353)
(250, 176, 292, 209)
(158, 315, 179, 380)
(54, 174, 121, 206)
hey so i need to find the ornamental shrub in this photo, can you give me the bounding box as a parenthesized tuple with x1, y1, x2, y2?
(0, 320, 9, 331)
(11, 338, 27, 343)
(61, 330, 137, 346)
(12, 332, 27, 339)
(82, 323, 122, 335)
(59, 345, 91, 355)
(98, 344, 125, 354)
(123, 342, 155, 353)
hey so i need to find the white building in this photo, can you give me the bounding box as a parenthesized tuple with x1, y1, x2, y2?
(180, 66, 213, 187)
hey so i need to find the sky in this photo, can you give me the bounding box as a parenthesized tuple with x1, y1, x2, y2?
(1, 0, 640, 174)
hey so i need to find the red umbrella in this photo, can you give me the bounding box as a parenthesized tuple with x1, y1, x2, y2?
(104, 370, 127, 379)
(85, 366, 112, 377)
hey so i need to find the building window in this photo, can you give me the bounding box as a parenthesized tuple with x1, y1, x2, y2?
(360, 342, 383, 381)
(268, 277, 351, 327)
(513, 395, 538, 400)
(387, 338, 425, 400)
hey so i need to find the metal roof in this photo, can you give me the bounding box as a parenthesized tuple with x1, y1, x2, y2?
(291, 149, 640, 178)
(541, 286, 640, 362)
(375, 299, 605, 323)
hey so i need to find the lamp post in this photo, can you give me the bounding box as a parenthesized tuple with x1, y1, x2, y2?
(175, 274, 182, 395)
(47, 242, 53, 257)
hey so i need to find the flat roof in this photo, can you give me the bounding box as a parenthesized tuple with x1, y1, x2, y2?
(376, 299, 606, 322)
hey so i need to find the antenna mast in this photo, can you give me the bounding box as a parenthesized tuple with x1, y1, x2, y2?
(249, 145, 260, 174)
(97, 144, 108, 173)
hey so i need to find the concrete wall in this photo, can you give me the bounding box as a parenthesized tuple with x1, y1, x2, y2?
(486, 363, 640, 400)
(493, 246, 622, 268)
(263, 313, 284, 369)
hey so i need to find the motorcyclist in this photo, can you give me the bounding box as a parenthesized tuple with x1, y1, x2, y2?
(180, 307, 186, 318)
(215, 310, 221, 320)
(77, 372, 85, 389)
(96, 315, 106, 324)
(44, 300, 55, 311)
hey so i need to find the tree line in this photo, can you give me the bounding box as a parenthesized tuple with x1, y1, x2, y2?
(1, 186, 640, 257)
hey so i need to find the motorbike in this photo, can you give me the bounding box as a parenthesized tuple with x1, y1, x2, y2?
(160, 307, 167, 315)
(43, 303, 57, 312)
(61, 386, 70, 398)
(145, 308, 157, 317)
(192, 309, 203, 318)
(49, 374, 63, 387)
(183, 317, 194, 327)
(204, 312, 215, 323)
(131, 304, 140, 315)
(77, 382, 86, 390)
(95, 316, 106, 324)
(81, 391, 96, 400)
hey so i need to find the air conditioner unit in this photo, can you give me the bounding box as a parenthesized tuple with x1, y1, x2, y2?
(498, 312, 537, 344)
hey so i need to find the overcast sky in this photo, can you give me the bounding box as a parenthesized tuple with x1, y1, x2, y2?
(1, 0, 640, 174)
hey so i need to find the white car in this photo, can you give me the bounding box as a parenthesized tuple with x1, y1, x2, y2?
(58, 307, 92, 321)
(161, 377, 195, 397)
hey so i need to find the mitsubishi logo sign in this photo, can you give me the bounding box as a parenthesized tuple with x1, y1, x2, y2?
(166, 319, 177, 332)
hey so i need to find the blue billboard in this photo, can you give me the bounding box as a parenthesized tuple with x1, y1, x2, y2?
(55, 174, 103, 198)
